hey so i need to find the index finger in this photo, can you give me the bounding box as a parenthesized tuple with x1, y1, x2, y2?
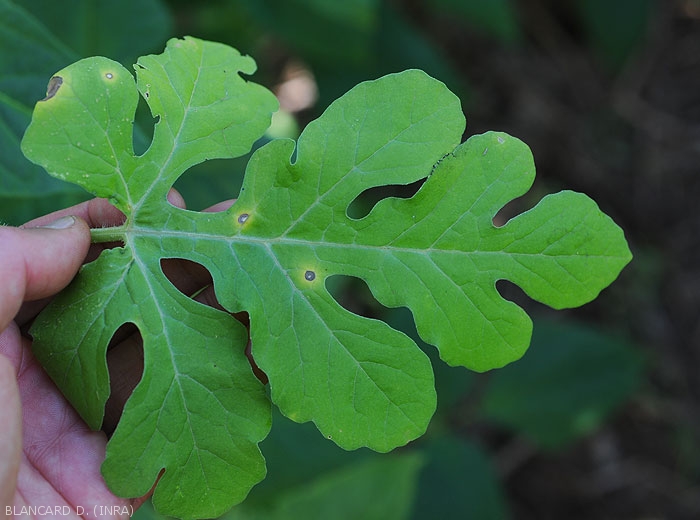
(22, 190, 187, 230)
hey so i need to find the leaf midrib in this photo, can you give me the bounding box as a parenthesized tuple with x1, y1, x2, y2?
(120, 225, 629, 260)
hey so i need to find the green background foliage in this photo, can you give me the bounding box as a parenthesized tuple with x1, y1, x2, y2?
(2, 0, 691, 518)
(0, 0, 172, 224)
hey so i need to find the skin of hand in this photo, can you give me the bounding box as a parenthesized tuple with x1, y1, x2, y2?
(0, 197, 142, 519)
(0, 194, 252, 519)
(0, 193, 207, 519)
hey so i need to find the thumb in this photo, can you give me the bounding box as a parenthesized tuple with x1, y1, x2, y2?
(0, 353, 21, 509)
(0, 216, 91, 331)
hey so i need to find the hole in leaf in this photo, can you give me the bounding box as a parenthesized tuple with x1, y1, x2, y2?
(103, 322, 143, 435)
(159, 260, 267, 384)
(492, 179, 554, 227)
(495, 279, 535, 311)
(245, 334, 268, 385)
(323, 276, 443, 364)
(172, 156, 250, 211)
(346, 179, 424, 219)
(325, 274, 386, 320)
(171, 134, 270, 212)
(492, 198, 522, 228)
(224, 311, 267, 384)
(160, 258, 217, 305)
(133, 93, 157, 156)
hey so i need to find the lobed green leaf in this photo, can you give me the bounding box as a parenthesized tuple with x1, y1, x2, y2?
(20, 37, 632, 518)
(0, 0, 172, 224)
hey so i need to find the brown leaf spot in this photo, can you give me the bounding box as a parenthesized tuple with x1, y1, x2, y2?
(42, 76, 63, 101)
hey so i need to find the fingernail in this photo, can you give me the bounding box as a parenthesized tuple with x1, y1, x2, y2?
(39, 215, 76, 230)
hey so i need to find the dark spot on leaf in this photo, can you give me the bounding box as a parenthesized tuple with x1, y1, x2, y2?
(305, 270, 316, 281)
(42, 76, 63, 101)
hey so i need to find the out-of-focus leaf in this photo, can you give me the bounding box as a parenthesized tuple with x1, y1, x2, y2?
(136, 422, 507, 520)
(575, 0, 655, 71)
(237, 0, 379, 66)
(0, 0, 172, 225)
(230, 0, 465, 109)
(431, 0, 522, 44)
(482, 318, 645, 449)
(411, 435, 509, 520)
(130, 501, 164, 520)
(372, 4, 465, 100)
(241, 410, 373, 505)
(0, 0, 84, 224)
(12, 0, 172, 67)
(228, 454, 424, 520)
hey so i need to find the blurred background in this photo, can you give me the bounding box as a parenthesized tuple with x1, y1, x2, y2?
(1, 0, 699, 518)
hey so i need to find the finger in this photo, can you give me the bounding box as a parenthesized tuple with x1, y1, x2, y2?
(202, 198, 236, 213)
(22, 198, 126, 230)
(20, 190, 188, 278)
(22, 189, 187, 230)
(166, 189, 187, 210)
(0, 217, 91, 331)
(0, 353, 21, 508)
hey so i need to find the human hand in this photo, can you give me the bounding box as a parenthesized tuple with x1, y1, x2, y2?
(0, 197, 145, 519)
(0, 194, 255, 519)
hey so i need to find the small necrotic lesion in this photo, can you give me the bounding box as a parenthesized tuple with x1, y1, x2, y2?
(42, 76, 63, 101)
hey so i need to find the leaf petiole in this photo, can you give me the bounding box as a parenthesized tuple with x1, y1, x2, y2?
(90, 225, 127, 243)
